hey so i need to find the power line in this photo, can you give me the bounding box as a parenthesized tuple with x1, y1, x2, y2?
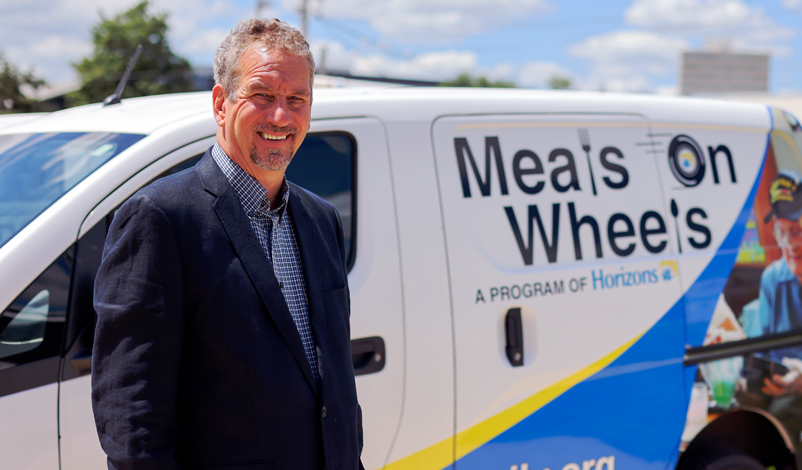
(315, 17, 413, 60)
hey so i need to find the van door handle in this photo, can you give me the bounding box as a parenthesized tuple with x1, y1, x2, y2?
(351, 336, 386, 376)
(505, 308, 524, 367)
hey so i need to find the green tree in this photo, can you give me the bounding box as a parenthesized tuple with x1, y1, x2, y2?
(0, 53, 45, 113)
(68, 1, 193, 106)
(549, 75, 572, 90)
(440, 73, 516, 88)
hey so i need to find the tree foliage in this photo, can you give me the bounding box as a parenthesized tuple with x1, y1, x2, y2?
(0, 53, 45, 113)
(549, 75, 572, 90)
(440, 73, 516, 88)
(68, 1, 193, 106)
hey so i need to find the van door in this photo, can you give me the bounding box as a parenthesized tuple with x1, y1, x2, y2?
(432, 114, 685, 469)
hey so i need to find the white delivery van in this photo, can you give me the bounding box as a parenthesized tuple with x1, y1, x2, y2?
(0, 88, 800, 470)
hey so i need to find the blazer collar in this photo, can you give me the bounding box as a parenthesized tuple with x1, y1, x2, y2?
(196, 151, 320, 393)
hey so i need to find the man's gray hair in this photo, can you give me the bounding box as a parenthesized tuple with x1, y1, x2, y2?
(214, 18, 315, 100)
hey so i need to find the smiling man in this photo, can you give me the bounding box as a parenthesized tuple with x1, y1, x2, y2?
(92, 19, 362, 470)
(759, 171, 802, 339)
(749, 171, 802, 399)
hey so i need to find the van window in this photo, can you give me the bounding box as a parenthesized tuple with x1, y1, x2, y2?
(0, 132, 145, 249)
(0, 290, 49, 358)
(0, 247, 72, 371)
(285, 132, 355, 267)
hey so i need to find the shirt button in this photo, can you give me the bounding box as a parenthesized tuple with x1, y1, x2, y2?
(321, 407, 327, 418)
(279, 282, 284, 289)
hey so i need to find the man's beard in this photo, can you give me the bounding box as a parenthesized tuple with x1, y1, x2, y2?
(249, 124, 297, 171)
(250, 144, 295, 171)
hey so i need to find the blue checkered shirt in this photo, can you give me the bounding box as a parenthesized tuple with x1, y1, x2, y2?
(211, 144, 320, 382)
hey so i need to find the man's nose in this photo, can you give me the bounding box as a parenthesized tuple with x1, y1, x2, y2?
(790, 236, 802, 250)
(266, 98, 292, 127)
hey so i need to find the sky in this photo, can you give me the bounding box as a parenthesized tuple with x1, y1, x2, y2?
(2, 0, 802, 94)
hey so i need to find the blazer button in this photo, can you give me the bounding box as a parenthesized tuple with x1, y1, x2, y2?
(321, 406, 327, 418)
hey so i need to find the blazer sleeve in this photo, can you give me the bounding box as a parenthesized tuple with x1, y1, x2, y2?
(92, 193, 185, 470)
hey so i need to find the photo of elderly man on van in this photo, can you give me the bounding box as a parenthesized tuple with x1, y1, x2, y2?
(736, 171, 802, 397)
(748, 171, 802, 338)
(679, 120, 802, 452)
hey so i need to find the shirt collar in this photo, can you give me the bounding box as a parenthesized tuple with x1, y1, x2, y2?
(211, 143, 290, 217)
(776, 257, 799, 283)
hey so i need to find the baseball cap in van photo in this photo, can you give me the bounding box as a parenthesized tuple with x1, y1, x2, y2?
(765, 170, 802, 223)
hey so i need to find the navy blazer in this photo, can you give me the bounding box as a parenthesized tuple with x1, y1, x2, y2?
(92, 150, 362, 470)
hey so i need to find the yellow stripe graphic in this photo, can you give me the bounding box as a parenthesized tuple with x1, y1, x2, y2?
(383, 333, 644, 470)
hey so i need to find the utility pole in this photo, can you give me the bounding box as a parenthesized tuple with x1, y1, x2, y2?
(298, 0, 309, 37)
(255, 0, 269, 18)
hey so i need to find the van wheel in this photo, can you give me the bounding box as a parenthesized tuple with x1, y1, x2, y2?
(694, 453, 765, 470)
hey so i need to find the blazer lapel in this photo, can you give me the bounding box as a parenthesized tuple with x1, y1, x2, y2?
(288, 191, 329, 382)
(196, 153, 318, 392)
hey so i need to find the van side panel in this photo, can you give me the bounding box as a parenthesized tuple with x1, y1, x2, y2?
(431, 114, 684, 470)
(428, 110, 770, 470)
(648, 123, 772, 349)
(0, 384, 59, 469)
(677, 107, 802, 466)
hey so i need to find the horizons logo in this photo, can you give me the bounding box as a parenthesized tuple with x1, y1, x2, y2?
(668, 135, 706, 187)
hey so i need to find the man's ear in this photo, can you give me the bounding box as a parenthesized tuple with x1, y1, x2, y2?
(212, 84, 227, 126)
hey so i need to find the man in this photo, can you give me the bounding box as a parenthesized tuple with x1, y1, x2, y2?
(756, 171, 802, 338)
(750, 171, 802, 396)
(92, 18, 362, 469)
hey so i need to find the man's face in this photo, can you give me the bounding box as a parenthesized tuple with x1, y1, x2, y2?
(214, 47, 312, 173)
(774, 217, 802, 277)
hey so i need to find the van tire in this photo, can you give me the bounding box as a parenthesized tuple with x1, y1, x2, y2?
(694, 453, 765, 470)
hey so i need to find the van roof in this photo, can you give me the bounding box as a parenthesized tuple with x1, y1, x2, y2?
(1, 88, 773, 136)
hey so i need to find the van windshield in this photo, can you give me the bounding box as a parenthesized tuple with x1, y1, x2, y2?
(0, 132, 145, 249)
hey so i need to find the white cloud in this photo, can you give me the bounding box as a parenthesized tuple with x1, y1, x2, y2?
(311, 0, 555, 43)
(656, 85, 679, 95)
(139, 0, 252, 70)
(1, 0, 117, 82)
(151, 0, 249, 59)
(0, 0, 248, 86)
(490, 62, 517, 82)
(313, 39, 575, 89)
(181, 28, 230, 55)
(783, 0, 802, 11)
(625, 0, 794, 54)
(311, 40, 478, 80)
(28, 36, 93, 60)
(626, 0, 750, 29)
(568, 31, 688, 92)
